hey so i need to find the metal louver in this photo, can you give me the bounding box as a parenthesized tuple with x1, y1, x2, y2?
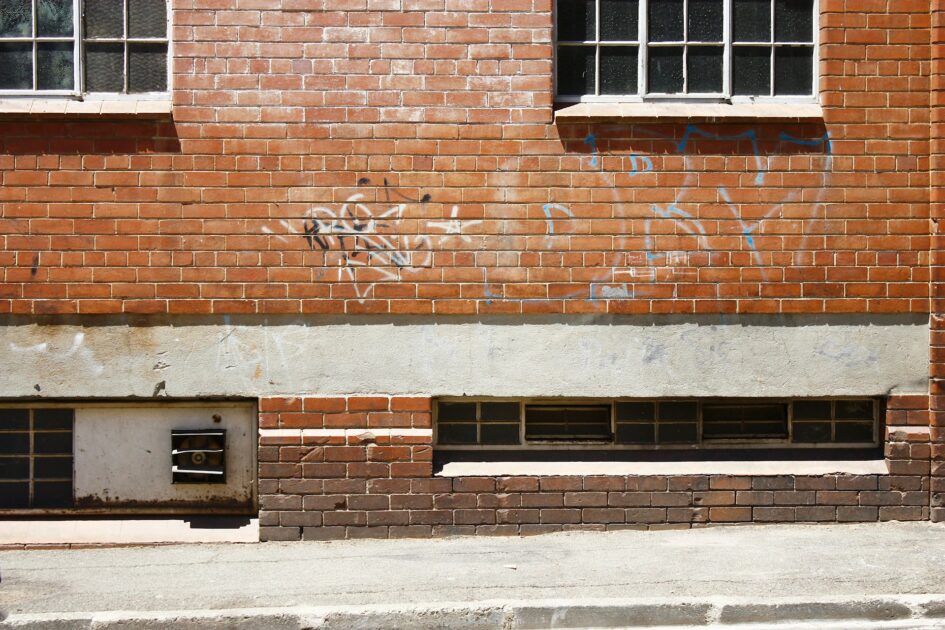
(171, 429, 226, 484)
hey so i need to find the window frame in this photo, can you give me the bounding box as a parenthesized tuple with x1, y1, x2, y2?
(434, 397, 882, 451)
(0, 0, 171, 100)
(553, 0, 820, 105)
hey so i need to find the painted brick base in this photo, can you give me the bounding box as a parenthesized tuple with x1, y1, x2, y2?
(258, 396, 932, 541)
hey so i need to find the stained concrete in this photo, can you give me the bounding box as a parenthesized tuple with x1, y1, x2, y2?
(0, 314, 929, 398)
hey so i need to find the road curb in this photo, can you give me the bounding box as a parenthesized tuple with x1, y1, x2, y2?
(3, 596, 945, 629)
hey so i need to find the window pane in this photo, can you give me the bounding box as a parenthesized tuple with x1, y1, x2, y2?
(129, 43, 166, 92)
(658, 422, 697, 443)
(775, 0, 813, 42)
(437, 423, 477, 444)
(0, 457, 29, 479)
(687, 46, 723, 93)
(600, 46, 637, 94)
(34, 431, 72, 454)
(0, 409, 29, 430)
(34, 409, 73, 430)
(0, 0, 32, 37)
(647, 46, 683, 93)
(835, 421, 874, 443)
(702, 403, 788, 438)
(557, 45, 595, 95)
(84, 0, 124, 38)
(129, 0, 167, 38)
(525, 405, 611, 440)
(688, 0, 723, 42)
(733, 46, 770, 95)
(836, 399, 874, 420)
(480, 424, 520, 445)
(658, 401, 697, 421)
(774, 46, 812, 95)
(793, 400, 831, 421)
(0, 482, 29, 508)
(733, 0, 770, 42)
(480, 402, 519, 422)
(0, 433, 30, 455)
(34, 456, 73, 479)
(616, 422, 655, 444)
(616, 402, 655, 421)
(38, 0, 74, 36)
(437, 402, 476, 421)
(85, 42, 124, 92)
(792, 422, 831, 443)
(648, 0, 683, 42)
(37, 42, 74, 90)
(558, 0, 595, 41)
(32, 480, 73, 508)
(600, 0, 638, 41)
(0, 43, 33, 90)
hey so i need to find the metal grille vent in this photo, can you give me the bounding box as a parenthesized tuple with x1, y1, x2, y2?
(171, 429, 225, 484)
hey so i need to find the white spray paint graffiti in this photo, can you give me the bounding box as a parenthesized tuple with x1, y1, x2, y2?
(10, 332, 105, 376)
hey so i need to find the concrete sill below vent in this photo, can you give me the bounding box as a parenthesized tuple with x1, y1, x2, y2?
(436, 460, 889, 477)
(554, 101, 825, 121)
(0, 99, 172, 118)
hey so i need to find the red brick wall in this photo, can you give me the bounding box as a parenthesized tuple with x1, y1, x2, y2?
(258, 396, 930, 540)
(931, 0, 945, 523)
(0, 0, 932, 317)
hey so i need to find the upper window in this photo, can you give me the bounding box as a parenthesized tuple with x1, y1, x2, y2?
(0, 0, 168, 96)
(556, 0, 816, 101)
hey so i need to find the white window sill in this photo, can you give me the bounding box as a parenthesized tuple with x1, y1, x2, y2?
(436, 459, 888, 477)
(554, 101, 824, 121)
(0, 99, 172, 119)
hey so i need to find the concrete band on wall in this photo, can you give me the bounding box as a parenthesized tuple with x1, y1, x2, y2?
(0, 314, 929, 399)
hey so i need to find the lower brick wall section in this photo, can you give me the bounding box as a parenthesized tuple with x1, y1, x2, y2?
(257, 396, 932, 541)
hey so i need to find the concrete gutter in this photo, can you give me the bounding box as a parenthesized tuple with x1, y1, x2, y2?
(3, 596, 945, 629)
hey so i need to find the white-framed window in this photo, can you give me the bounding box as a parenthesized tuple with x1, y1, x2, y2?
(0, 0, 168, 97)
(555, 0, 817, 102)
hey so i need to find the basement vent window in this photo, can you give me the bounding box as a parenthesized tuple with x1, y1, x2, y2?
(434, 398, 881, 450)
(0, 408, 74, 509)
(171, 429, 226, 484)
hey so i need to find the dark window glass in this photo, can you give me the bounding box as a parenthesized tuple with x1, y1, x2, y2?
(733, 46, 770, 95)
(480, 402, 519, 422)
(34, 409, 74, 430)
(792, 422, 831, 443)
(616, 402, 655, 421)
(774, 46, 812, 95)
(129, 43, 166, 92)
(0, 409, 30, 430)
(600, 46, 637, 94)
(38, 0, 74, 36)
(648, 0, 684, 41)
(733, 0, 770, 42)
(658, 402, 697, 421)
(558, 0, 595, 41)
(703, 403, 787, 438)
(616, 423, 655, 444)
(525, 405, 611, 440)
(129, 0, 167, 38)
(34, 456, 73, 479)
(32, 480, 72, 508)
(37, 42, 74, 90)
(687, 46, 723, 93)
(557, 45, 596, 95)
(84, 0, 124, 38)
(0, 43, 33, 90)
(437, 423, 477, 445)
(0, 457, 29, 479)
(648, 46, 683, 93)
(0, 482, 29, 508)
(658, 422, 698, 443)
(33, 431, 72, 455)
(600, 0, 638, 41)
(480, 424, 520, 445)
(835, 421, 874, 443)
(0, 0, 32, 37)
(793, 400, 831, 421)
(836, 400, 874, 420)
(0, 433, 30, 455)
(775, 0, 813, 42)
(85, 42, 124, 92)
(437, 402, 477, 422)
(688, 0, 723, 42)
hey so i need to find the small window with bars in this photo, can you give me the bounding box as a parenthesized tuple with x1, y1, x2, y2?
(0, 408, 74, 509)
(555, 0, 816, 101)
(435, 398, 880, 449)
(0, 0, 168, 95)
